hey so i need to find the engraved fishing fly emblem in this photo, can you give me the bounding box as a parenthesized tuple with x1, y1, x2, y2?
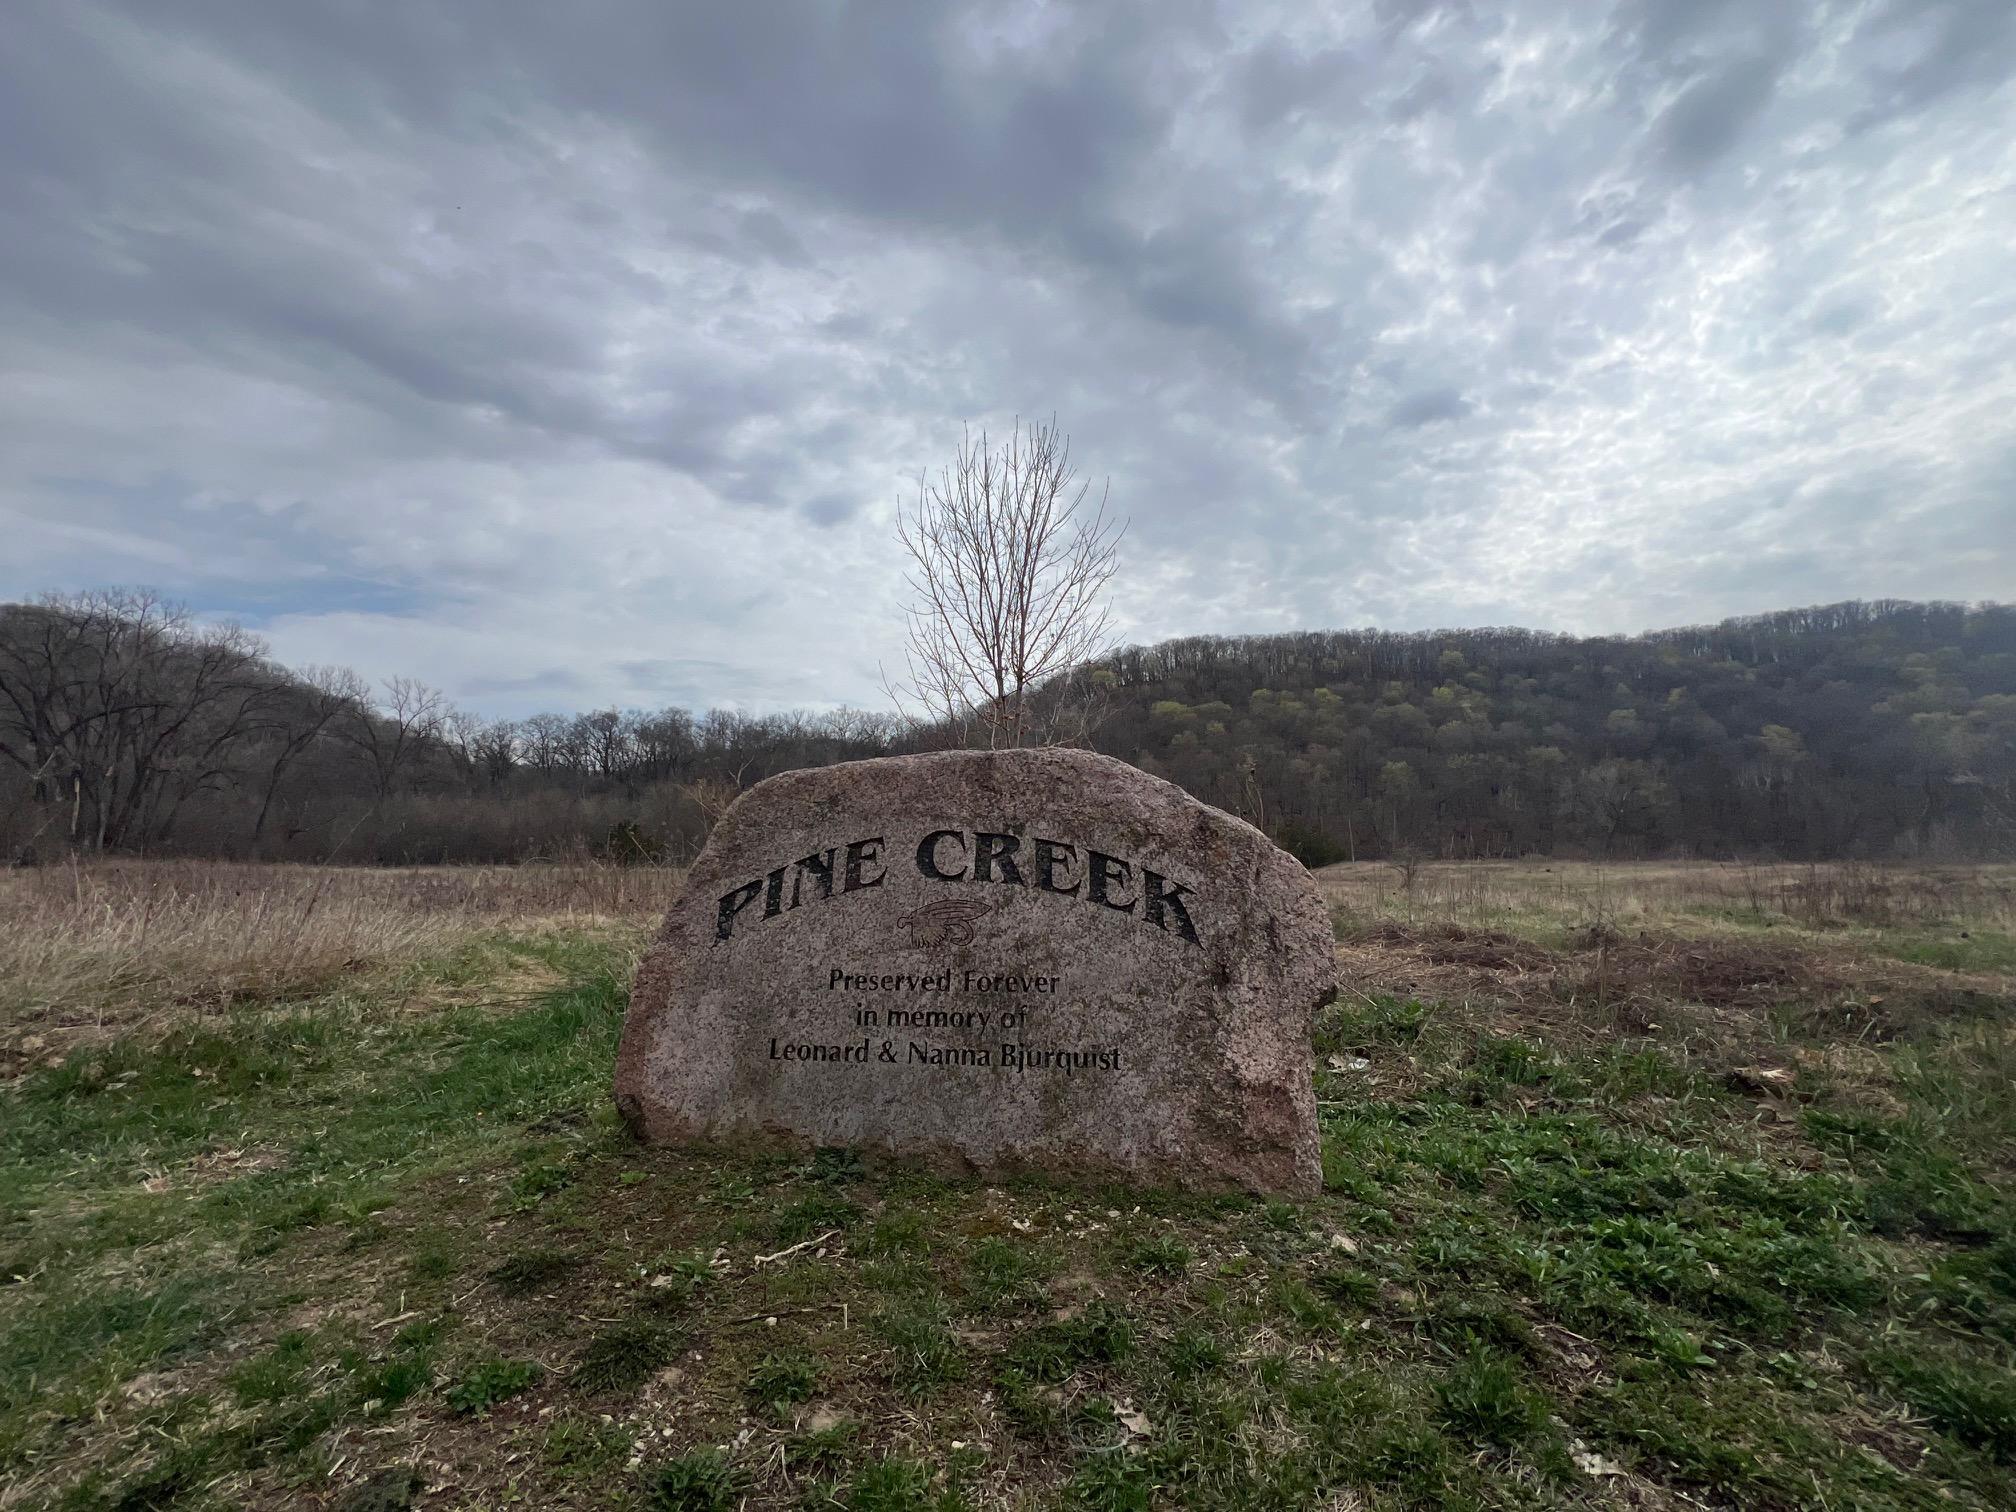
(895, 897, 992, 948)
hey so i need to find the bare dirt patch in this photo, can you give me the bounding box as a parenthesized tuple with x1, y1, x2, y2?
(1343, 917, 2003, 1020)
(1362, 921, 1555, 973)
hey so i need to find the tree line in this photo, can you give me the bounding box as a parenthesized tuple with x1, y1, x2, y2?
(2, 591, 2011, 865)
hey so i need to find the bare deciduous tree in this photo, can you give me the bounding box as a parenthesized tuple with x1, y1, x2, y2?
(0, 590, 278, 852)
(339, 675, 448, 800)
(250, 666, 366, 843)
(447, 711, 521, 791)
(888, 417, 1125, 748)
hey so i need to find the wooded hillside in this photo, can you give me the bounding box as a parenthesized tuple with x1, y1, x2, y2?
(1098, 600, 2016, 862)
(3, 594, 2011, 864)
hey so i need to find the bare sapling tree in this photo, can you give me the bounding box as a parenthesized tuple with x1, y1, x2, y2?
(889, 416, 1125, 748)
(677, 764, 750, 859)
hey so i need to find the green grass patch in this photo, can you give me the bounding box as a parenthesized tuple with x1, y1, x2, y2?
(1122, 1234, 1191, 1276)
(645, 1449, 746, 1510)
(1866, 1344, 2016, 1461)
(1872, 929, 2016, 974)
(876, 1298, 966, 1395)
(747, 1350, 822, 1411)
(446, 1356, 542, 1415)
(6, 913, 2015, 1508)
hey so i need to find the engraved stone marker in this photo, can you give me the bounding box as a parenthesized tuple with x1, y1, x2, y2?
(614, 748, 1336, 1194)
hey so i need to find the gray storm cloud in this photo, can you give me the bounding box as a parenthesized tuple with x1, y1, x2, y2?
(1, 0, 2011, 715)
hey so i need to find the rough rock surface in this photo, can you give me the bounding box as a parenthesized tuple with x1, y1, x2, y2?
(615, 748, 1334, 1195)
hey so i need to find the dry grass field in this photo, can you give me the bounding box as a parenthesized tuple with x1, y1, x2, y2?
(0, 862, 684, 1076)
(2, 859, 2014, 1510)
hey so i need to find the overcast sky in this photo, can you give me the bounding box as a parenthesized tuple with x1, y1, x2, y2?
(4, 2, 2013, 717)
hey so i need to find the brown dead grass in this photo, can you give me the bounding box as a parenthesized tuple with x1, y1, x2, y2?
(1333, 915, 2009, 1074)
(1322, 859, 2013, 1070)
(1315, 857, 2016, 933)
(0, 859, 682, 1072)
